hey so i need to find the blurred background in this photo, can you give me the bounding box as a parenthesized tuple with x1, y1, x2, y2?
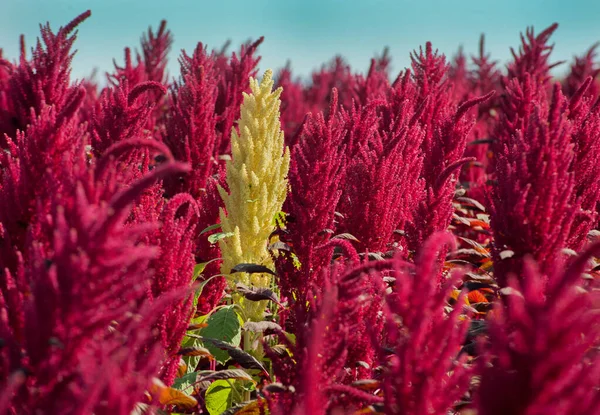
(1, 0, 599, 83)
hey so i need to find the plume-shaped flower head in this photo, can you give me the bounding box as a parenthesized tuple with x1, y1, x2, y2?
(218, 69, 290, 321)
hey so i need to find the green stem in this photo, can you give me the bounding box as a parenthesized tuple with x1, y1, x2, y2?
(242, 330, 252, 402)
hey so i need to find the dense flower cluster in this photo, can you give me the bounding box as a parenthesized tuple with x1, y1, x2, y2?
(0, 11, 599, 415)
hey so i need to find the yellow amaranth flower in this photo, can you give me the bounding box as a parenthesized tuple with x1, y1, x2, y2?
(218, 69, 290, 321)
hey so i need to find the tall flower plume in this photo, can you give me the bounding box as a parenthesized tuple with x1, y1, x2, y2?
(0, 11, 91, 141)
(268, 246, 387, 414)
(490, 25, 585, 284)
(218, 69, 290, 321)
(337, 73, 425, 257)
(163, 42, 219, 198)
(405, 42, 493, 253)
(276, 89, 347, 306)
(379, 232, 472, 415)
(0, 137, 189, 414)
(476, 243, 600, 415)
(563, 43, 600, 99)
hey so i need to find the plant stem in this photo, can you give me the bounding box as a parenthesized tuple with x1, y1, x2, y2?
(242, 330, 252, 402)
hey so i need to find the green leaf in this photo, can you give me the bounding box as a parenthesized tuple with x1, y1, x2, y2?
(180, 335, 203, 375)
(282, 331, 296, 346)
(192, 272, 224, 310)
(193, 263, 208, 281)
(205, 380, 233, 415)
(180, 314, 210, 374)
(209, 232, 235, 244)
(200, 223, 222, 235)
(172, 372, 199, 394)
(200, 305, 242, 363)
(274, 210, 286, 227)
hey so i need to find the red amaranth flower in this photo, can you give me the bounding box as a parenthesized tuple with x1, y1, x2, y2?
(275, 64, 309, 147)
(490, 79, 578, 285)
(406, 42, 494, 254)
(214, 37, 263, 156)
(460, 34, 502, 188)
(476, 242, 600, 415)
(354, 53, 391, 106)
(91, 79, 166, 156)
(0, 11, 91, 141)
(0, 138, 189, 414)
(305, 56, 357, 113)
(140, 20, 173, 86)
(379, 232, 472, 415)
(194, 171, 226, 315)
(268, 245, 387, 414)
(277, 90, 347, 304)
(146, 194, 199, 385)
(0, 91, 86, 275)
(567, 77, 600, 245)
(563, 43, 600, 99)
(337, 78, 425, 256)
(163, 42, 219, 197)
(506, 23, 562, 88)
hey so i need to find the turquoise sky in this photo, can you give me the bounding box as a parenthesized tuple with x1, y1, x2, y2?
(1, 0, 599, 83)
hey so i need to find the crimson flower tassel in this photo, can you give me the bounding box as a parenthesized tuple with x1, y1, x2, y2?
(277, 89, 346, 304)
(379, 232, 472, 415)
(0, 11, 91, 140)
(476, 242, 600, 415)
(163, 42, 219, 197)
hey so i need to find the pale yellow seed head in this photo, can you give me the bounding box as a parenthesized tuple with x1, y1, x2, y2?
(218, 69, 290, 321)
